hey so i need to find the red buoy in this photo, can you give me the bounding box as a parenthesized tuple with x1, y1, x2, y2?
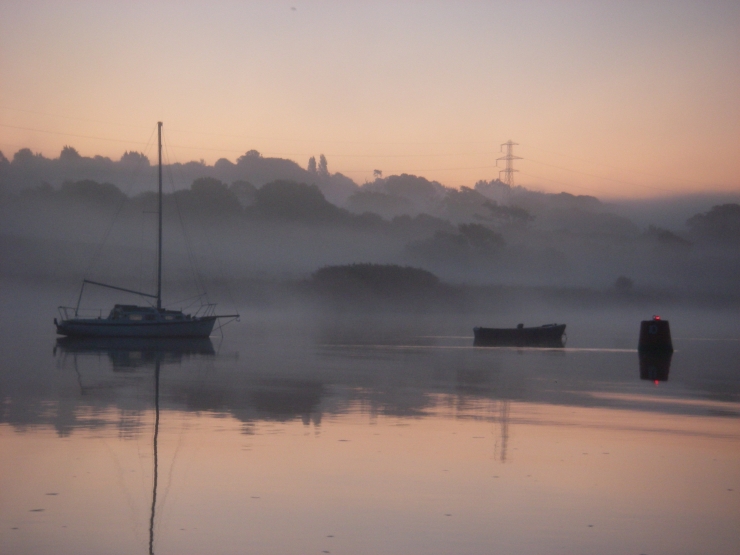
(638, 316, 673, 352)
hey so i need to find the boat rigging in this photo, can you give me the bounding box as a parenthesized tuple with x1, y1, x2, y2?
(55, 122, 239, 337)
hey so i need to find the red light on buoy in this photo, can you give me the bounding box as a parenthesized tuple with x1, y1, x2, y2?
(653, 315, 661, 320)
(654, 380, 659, 385)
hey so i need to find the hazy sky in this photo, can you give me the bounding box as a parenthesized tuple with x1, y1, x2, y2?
(1, 1, 739, 198)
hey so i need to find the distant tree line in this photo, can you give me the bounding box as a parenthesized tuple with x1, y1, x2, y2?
(7, 174, 739, 257)
(308, 263, 450, 307)
(2, 144, 738, 295)
(0, 146, 358, 205)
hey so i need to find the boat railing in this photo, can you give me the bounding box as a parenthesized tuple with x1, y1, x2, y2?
(58, 306, 105, 320)
(193, 303, 218, 317)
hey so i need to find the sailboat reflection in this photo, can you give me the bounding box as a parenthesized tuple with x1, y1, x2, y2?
(55, 337, 215, 554)
(55, 336, 215, 371)
(638, 351, 673, 382)
(496, 399, 510, 463)
(149, 356, 161, 555)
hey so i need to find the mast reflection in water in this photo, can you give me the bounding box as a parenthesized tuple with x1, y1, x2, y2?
(10, 321, 734, 555)
(54, 337, 216, 554)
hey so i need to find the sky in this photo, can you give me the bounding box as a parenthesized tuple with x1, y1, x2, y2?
(1, 0, 739, 198)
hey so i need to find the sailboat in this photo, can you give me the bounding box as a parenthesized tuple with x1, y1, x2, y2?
(55, 122, 238, 338)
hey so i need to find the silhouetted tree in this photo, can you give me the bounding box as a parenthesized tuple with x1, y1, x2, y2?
(686, 204, 740, 246)
(307, 156, 317, 174)
(120, 151, 150, 166)
(389, 213, 456, 241)
(479, 200, 533, 226)
(237, 150, 262, 163)
(439, 186, 491, 223)
(59, 179, 127, 206)
(0, 151, 8, 190)
(643, 225, 691, 248)
(318, 154, 329, 177)
(229, 180, 257, 206)
(12, 148, 37, 164)
(382, 174, 443, 202)
(250, 180, 348, 223)
(311, 263, 440, 300)
(474, 178, 511, 199)
(407, 223, 504, 265)
(538, 207, 638, 238)
(166, 177, 243, 220)
(214, 157, 235, 170)
(60, 146, 82, 161)
(346, 190, 413, 218)
(190, 177, 227, 195)
(458, 223, 505, 252)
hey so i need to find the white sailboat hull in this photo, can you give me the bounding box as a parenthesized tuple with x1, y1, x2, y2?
(56, 317, 217, 338)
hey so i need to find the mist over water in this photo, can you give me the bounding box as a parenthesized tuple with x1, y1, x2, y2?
(1, 151, 739, 554)
(1, 278, 739, 555)
(1, 158, 739, 300)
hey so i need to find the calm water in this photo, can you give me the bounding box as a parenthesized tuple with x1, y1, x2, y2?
(1, 284, 739, 555)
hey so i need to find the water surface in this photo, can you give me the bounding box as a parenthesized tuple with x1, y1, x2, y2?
(1, 285, 738, 554)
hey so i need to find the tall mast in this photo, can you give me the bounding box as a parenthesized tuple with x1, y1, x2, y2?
(157, 122, 163, 310)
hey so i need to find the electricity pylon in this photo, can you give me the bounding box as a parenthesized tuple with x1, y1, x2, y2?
(497, 140, 521, 186)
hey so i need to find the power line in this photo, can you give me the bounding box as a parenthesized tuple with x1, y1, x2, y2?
(0, 122, 491, 159)
(0, 122, 674, 193)
(524, 156, 675, 193)
(0, 105, 151, 131)
(0, 116, 703, 195)
(0, 105, 715, 191)
(520, 142, 704, 187)
(0, 105, 493, 147)
(518, 171, 606, 195)
(339, 165, 498, 174)
(0, 123, 150, 146)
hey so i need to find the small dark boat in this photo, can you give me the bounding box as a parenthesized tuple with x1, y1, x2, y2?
(473, 323, 566, 347)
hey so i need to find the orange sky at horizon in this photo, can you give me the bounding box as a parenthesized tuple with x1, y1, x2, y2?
(1, 1, 739, 199)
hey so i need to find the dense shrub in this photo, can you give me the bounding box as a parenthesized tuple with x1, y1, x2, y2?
(311, 263, 440, 298)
